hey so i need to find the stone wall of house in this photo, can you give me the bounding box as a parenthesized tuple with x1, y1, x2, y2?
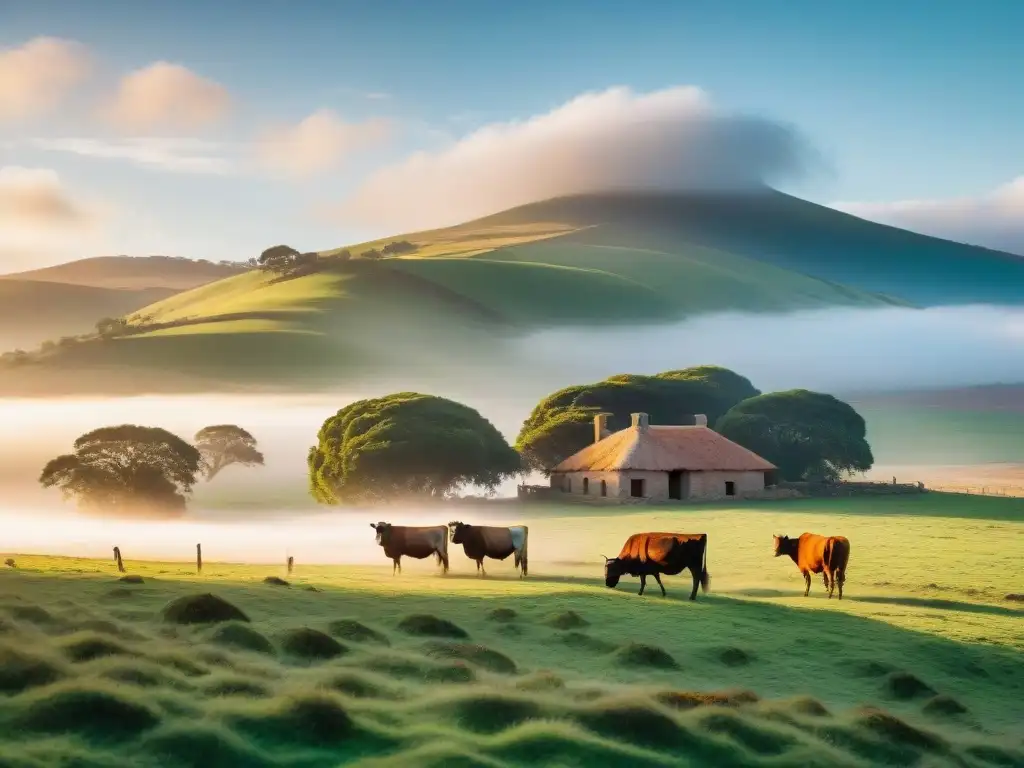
(551, 469, 767, 501)
(689, 470, 766, 499)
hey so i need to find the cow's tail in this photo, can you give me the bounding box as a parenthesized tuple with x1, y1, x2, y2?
(700, 534, 710, 593)
(518, 527, 529, 577)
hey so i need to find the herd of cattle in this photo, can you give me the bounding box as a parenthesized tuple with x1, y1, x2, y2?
(369, 522, 852, 600)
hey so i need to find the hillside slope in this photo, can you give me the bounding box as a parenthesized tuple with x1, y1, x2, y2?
(0, 255, 247, 290)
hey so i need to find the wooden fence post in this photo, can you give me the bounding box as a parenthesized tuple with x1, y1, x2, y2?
(287, 555, 294, 575)
(196, 543, 202, 574)
(113, 546, 125, 573)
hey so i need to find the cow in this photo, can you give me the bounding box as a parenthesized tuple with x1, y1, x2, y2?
(773, 532, 850, 599)
(369, 522, 449, 575)
(603, 532, 710, 600)
(448, 521, 528, 578)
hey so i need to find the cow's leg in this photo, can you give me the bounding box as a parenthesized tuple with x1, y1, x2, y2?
(638, 574, 647, 595)
(802, 570, 811, 596)
(479, 560, 486, 577)
(822, 567, 833, 598)
(837, 569, 845, 600)
(654, 572, 667, 597)
(688, 569, 700, 600)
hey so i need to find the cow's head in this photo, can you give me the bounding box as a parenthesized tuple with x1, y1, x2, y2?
(448, 521, 470, 543)
(370, 522, 392, 546)
(603, 555, 624, 588)
(772, 534, 789, 557)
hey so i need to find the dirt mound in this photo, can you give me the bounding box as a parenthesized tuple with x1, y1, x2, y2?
(439, 692, 545, 734)
(854, 706, 949, 753)
(262, 576, 289, 586)
(423, 642, 517, 674)
(327, 619, 390, 646)
(61, 633, 135, 663)
(613, 642, 678, 669)
(713, 646, 755, 667)
(14, 684, 160, 742)
(231, 694, 367, 749)
(884, 671, 936, 700)
(140, 724, 274, 768)
(545, 611, 589, 630)
(698, 709, 795, 756)
(922, 694, 968, 716)
(577, 702, 686, 750)
(487, 608, 518, 623)
(555, 631, 614, 653)
(656, 689, 760, 710)
(853, 660, 896, 678)
(1005, 593, 1024, 602)
(279, 627, 347, 661)
(0, 645, 65, 693)
(208, 623, 274, 655)
(397, 614, 468, 638)
(162, 594, 249, 625)
(119, 575, 145, 584)
(203, 677, 272, 698)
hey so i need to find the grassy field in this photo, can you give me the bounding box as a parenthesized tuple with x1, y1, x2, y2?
(1, 495, 1022, 767)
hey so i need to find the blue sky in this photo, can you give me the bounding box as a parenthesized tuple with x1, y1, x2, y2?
(2, 0, 1023, 266)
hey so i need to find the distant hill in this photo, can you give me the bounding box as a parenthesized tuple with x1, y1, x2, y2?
(0, 255, 247, 290)
(2, 190, 1021, 395)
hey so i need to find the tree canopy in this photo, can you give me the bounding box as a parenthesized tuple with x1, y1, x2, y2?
(515, 365, 760, 473)
(194, 425, 265, 481)
(308, 392, 522, 504)
(714, 389, 874, 482)
(39, 425, 203, 515)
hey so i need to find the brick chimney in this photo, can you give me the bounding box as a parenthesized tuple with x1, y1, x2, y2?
(631, 412, 649, 431)
(694, 414, 708, 427)
(593, 413, 611, 443)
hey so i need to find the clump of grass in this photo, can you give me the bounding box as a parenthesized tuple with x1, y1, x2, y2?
(279, 627, 347, 661)
(656, 689, 760, 710)
(1005, 593, 1024, 602)
(545, 611, 588, 630)
(613, 642, 678, 669)
(262, 576, 289, 587)
(327, 618, 390, 646)
(922, 694, 968, 716)
(884, 671, 936, 700)
(75, 618, 141, 640)
(713, 646, 755, 667)
(487, 608, 518, 623)
(231, 693, 365, 748)
(5, 604, 58, 626)
(14, 683, 160, 742)
(698, 709, 796, 756)
(438, 691, 546, 734)
(208, 623, 274, 655)
(61, 632, 134, 663)
(320, 670, 405, 700)
(516, 671, 566, 692)
(555, 631, 614, 653)
(97, 661, 190, 690)
(397, 614, 468, 639)
(119, 575, 145, 584)
(162, 593, 249, 625)
(422, 641, 517, 674)
(576, 701, 685, 750)
(783, 696, 831, 717)
(203, 677, 272, 698)
(853, 660, 896, 678)
(364, 654, 477, 684)
(0, 644, 65, 693)
(853, 706, 948, 753)
(965, 744, 1024, 766)
(149, 653, 209, 678)
(140, 723, 275, 768)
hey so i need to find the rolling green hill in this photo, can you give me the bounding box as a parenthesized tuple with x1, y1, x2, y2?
(2, 189, 1020, 394)
(0, 255, 247, 290)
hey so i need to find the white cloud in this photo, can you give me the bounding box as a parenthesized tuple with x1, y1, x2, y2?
(253, 109, 391, 178)
(335, 85, 813, 231)
(833, 177, 1024, 256)
(0, 166, 106, 269)
(0, 37, 92, 121)
(30, 137, 234, 175)
(102, 62, 230, 132)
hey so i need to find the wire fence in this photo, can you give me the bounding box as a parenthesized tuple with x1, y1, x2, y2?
(922, 483, 1024, 498)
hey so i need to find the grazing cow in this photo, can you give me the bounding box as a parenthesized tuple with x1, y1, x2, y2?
(773, 532, 850, 599)
(448, 521, 529, 578)
(370, 522, 449, 575)
(603, 532, 709, 600)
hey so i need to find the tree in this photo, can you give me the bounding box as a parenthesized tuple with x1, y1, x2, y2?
(308, 392, 522, 504)
(381, 240, 417, 255)
(516, 365, 760, 473)
(39, 425, 203, 515)
(359, 248, 383, 260)
(95, 317, 129, 338)
(257, 244, 301, 272)
(194, 425, 265, 481)
(715, 389, 873, 482)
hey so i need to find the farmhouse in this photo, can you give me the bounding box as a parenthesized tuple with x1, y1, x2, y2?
(550, 412, 776, 501)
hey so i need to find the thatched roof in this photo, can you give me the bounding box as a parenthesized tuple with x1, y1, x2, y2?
(552, 423, 775, 473)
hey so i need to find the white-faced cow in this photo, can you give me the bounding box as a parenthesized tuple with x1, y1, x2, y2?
(370, 522, 449, 575)
(603, 532, 709, 600)
(448, 521, 528, 578)
(773, 532, 850, 599)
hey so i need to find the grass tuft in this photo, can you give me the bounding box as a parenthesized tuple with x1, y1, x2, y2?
(656, 689, 760, 711)
(0, 644, 65, 693)
(231, 693, 364, 748)
(964, 744, 1024, 766)
(697, 709, 796, 756)
(161, 593, 249, 625)
(397, 614, 468, 638)
(437, 691, 545, 734)
(575, 701, 685, 750)
(327, 618, 390, 646)
(13, 683, 160, 742)
(422, 641, 517, 674)
(363, 654, 477, 684)
(139, 723, 274, 768)
(320, 670, 406, 700)
(119, 575, 145, 584)
(202, 676, 272, 698)
(853, 706, 948, 753)
(61, 632, 134, 663)
(613, 642, 678, 669)
(207, 622, 274, 655)
(516, 671, 566, 692)
(554, 630, 615, 653)
(486, 608, 518, 623)
(545, 610, 589, 629)
(279, 627, 347, 661)
(922, 694, 969, 716)
(884, 670, 937, 700)
(262, 576, 289, 587)
(714, 646, 755, 667)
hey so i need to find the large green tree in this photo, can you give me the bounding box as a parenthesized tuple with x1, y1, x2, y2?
(715, 389, 873, 482)
(194, 425, 265, 480)
(516, 365, 760, 473)
(39, 425, 203, 514)
(308, 392, 523, 504)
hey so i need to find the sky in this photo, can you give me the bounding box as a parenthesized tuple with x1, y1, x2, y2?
(2, 0, 1023, 269)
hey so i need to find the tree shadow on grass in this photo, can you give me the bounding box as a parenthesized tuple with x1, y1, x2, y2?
(851, 595, 1023, 618)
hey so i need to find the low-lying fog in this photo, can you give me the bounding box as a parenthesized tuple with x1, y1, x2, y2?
(1, 305, 1021, 561)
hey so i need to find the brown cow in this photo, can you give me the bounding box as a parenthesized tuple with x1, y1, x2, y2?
(448, 522, 528, 578)
(773, 532, 850, 599)
(370, 522, 449, 575)
(603, 532, 709, 600)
